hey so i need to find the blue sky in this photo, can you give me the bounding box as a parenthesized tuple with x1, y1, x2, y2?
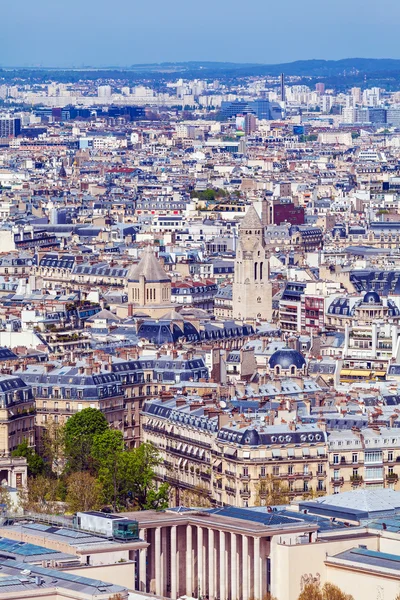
(1, 0, 399, 67)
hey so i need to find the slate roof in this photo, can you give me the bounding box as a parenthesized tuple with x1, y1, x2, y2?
(127, 246, 170, 283)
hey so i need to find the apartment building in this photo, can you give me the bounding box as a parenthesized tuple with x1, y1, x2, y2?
(142, 396, 328, 507)
(327, 427, 400, 494)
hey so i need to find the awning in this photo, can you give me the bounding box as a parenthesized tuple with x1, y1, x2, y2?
(340, 369, 372, 378)
(317, 447, 326, 455)
(272, 449, 281, 458)
(287, 448, 295, 457)
(177, 458, 183, 467)
(182, 459, 188, 468)
(224, 447, 237, 458)
(373, 371, 387, 377)
(302, 448, 310, 456)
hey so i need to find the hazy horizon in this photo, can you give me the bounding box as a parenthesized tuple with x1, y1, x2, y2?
(2, 0, 399, 68)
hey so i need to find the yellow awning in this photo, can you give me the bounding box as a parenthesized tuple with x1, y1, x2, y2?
(340, 369, 372, 377)
(373, 371, 387, 377)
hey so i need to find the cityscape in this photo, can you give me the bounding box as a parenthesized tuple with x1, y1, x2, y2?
(4, 2, 400, 599)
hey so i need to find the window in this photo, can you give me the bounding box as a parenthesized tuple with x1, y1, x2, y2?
(288, 465, 293, 475)
(260, 466, 266, 477)
(365, 451, 382, 464)
(317, 463, 324, 475)
(243, 467, 248, 476)
(388, 451, 394, 462)
(333, 469, 340, 480)
(365, 467, 383, 481)
(352, 453, 358, 464)
(333, 454, 339, 464)
(272, 466, 279, 476)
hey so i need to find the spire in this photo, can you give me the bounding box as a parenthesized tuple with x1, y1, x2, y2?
(127, 246, 170, 283)
(240, 204, 263, 230)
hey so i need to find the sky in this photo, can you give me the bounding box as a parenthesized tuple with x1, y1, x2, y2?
(2, 0, 400, 67)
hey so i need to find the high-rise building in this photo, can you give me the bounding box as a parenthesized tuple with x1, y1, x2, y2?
(232, 206, 273, 322)
(280, 73, 286, 102)
(0, 115, 21, 138)
(244, 113, 256, 134)
(315, 82, 325, 95)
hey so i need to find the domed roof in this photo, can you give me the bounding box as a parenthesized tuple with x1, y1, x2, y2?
(269, 347, 306, 370)
(363, 291, 381, 304)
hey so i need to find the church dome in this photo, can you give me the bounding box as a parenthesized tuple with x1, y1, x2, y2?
(269, 348, 306, 370)
(363, 291, 381, 304)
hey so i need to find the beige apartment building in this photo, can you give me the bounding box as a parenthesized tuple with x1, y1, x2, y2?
(327, 427, 400, 494)
(142, 396, 328, 507)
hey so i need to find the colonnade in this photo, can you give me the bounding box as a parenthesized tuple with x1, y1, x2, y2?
(138, 524, 269, 600)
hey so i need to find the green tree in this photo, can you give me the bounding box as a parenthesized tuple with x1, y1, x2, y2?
(66, 471, 102, 513)
(92, 429, 124, 510)
(64, 408, 108, 473)
(121, 442, 169, 510)
(12, 440, 45, 477)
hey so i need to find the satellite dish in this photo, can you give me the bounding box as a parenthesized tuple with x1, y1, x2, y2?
(275, 247, 280, 252)
(219, 400, 227, 409)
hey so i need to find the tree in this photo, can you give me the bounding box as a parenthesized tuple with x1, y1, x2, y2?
(298, 584, 322, 600)
(120, 442, 169, 510)
(297, 583, 354, 600)
(254, 475, 289, 506)
(92, 429, 124, 511)
(41, 421, 65, 476)
(12, 440, 45, 477)
(66, 472, 102, 513)
(0, 485, 14, 511)
(322, 583, 354, 600)
(64, 408, 108, 473)
(18, 475, 58, 514)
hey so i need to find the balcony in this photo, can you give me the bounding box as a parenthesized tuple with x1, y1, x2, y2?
(331, 477, 344, 486)
(386, 473, 398, 483)
(350, 475, 363, 486)
(240, 489, 250, 498)
(225, 485, 236, 494)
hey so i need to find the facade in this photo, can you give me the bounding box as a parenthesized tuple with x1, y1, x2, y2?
(142, 395, 328, 507)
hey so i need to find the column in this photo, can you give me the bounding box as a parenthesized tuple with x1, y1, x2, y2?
(254, 537, 260, 600)
(139, 528, 147, 592)
(186, 524, 192, 596)
(231, 532, 237, 600)
(208, 528, 215, 600)
(242, 534, 249, 600)
(197, 526, 203, 598)
(155, 527, 161, 597)
(171, 526, 177, 600)
(220, 531, 226, 600)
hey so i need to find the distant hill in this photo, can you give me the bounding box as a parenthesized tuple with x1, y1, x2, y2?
(125, 58, 400, 77)
(4, 58, 400, 88)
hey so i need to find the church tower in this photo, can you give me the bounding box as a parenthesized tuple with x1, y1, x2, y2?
(232, 205, 273, 322)
(127, 246, 174, 318)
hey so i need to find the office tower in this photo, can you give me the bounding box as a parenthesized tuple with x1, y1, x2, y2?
(280, 73, 286, 102)
(0, 115, 21, 138)
(315, 82, 325, 95)
(245, 113, 256, 134)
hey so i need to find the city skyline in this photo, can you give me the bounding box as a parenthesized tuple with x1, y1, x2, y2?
(2, 0, 400, 67)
